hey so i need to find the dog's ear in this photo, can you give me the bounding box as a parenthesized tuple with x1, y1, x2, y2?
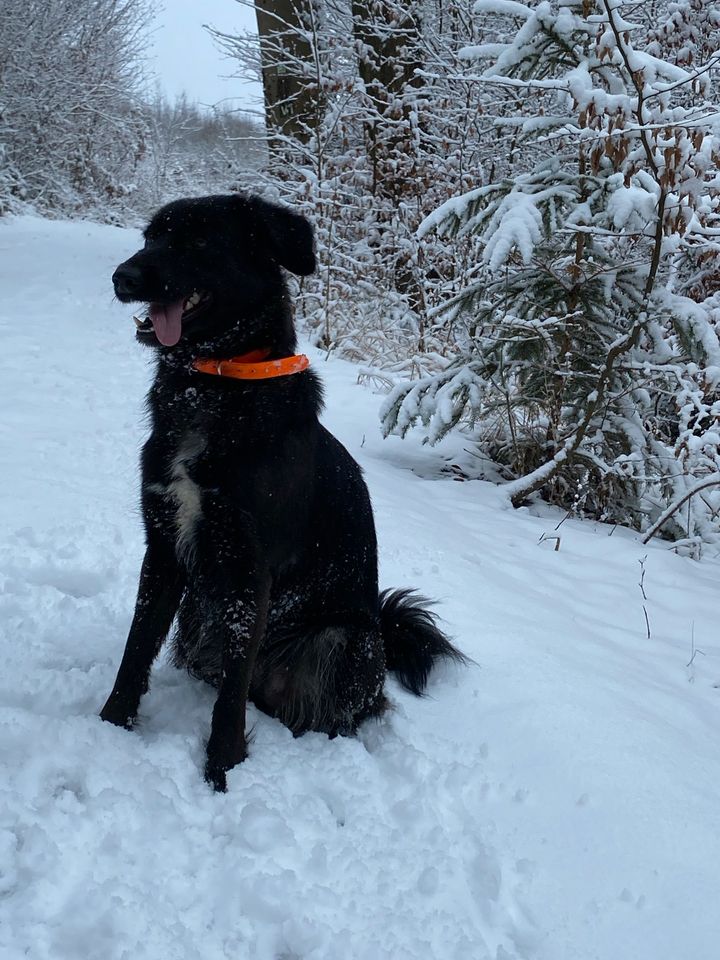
(247, 197, 316, 276)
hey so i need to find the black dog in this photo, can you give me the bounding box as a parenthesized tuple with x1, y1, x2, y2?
(100, 194, 464, 791)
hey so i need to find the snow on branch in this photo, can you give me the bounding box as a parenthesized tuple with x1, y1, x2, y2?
(383, 0, 720, 551)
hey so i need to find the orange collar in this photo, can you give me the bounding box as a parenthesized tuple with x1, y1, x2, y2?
(192, 348, 310, 380)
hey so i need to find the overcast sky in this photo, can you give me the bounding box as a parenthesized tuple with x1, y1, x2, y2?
(148, 0, 262, 111)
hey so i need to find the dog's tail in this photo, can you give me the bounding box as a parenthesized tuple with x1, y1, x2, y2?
(379, 588, 467, 695)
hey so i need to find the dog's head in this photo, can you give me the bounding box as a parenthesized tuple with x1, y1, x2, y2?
(112, 194, 315, 354)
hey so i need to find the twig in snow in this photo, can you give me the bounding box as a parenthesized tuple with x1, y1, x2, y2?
(637, 556, 648, 601)
(538, 533, 561, 551)
(687, 623, 706, 676)
(554, 510, 572, 532)
(638, 556, 650, 639)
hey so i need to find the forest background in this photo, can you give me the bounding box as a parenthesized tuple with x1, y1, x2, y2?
(3, 0, 720, 551)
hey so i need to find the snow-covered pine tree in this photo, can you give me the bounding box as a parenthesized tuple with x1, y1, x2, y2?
(381, 0, 720, 551)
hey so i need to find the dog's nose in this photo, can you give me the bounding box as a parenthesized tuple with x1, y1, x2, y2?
(112, 262, 143, 298)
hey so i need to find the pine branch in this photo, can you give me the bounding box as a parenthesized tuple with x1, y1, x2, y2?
(504, 319, 645, 506)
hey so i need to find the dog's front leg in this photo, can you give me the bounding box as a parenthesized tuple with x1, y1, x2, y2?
(100, 543, 184, 728)
(203, 570, 271, 792)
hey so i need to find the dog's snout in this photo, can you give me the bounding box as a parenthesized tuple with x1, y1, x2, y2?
(112, 262, 143, 298)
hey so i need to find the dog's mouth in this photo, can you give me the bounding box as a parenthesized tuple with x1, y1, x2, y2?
(133, 291, 212, 346)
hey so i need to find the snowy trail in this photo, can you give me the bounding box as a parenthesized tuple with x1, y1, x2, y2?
(1, 216, 719, 960)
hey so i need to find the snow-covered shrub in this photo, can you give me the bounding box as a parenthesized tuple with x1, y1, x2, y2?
(132, 96, 265, 215)
(0, 0, 153, 218)
(382, 0, 720, 551)
(0, 139, 26, 216)
(0, 2, 262, 221)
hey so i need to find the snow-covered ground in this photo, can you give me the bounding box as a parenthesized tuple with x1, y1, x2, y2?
(1, 215, 719, 960)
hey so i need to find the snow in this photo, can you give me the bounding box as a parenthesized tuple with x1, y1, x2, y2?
(419, 183, 547, 272)
(1, 215, 720, 959)
(472, 0, 533, 20)
(481, 191, 544, 272)
(605, 180, 658, 230)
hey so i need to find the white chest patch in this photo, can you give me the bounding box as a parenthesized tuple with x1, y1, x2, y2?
(167, 433, 205, 557)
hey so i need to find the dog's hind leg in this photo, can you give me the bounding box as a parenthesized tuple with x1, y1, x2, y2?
(255, 623, 388, 738)
(100, 543, 185, 728)
(171, 589, 224, 687)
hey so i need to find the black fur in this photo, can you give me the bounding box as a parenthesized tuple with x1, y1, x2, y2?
(100, 193, 465, 791)
(380, 589, 466, 696)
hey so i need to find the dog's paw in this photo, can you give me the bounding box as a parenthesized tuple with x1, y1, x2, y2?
(99, 699, 136, 730)
(204, 738, 248, 792)
(204, 758, 228, 793)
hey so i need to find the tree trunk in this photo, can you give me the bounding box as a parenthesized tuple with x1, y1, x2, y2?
(351, 0, 423, 202)
(351, 1, 426, 326)
(254, 0, 317, 158)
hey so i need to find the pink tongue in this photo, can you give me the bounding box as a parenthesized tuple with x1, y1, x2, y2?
(149, 300, 184, 346)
